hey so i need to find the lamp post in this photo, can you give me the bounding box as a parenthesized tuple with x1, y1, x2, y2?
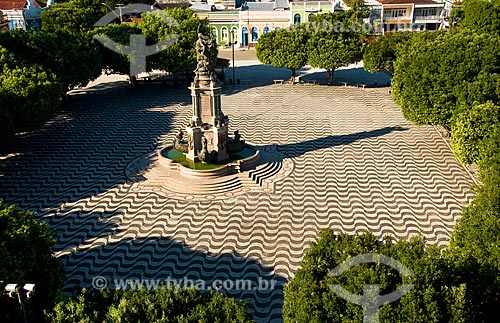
(229, 29, 237, 84)
(101, 2, 123, 23)
(5, 283, 35, 323)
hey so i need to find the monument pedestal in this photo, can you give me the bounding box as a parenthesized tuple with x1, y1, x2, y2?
(186, 74, 229, 163)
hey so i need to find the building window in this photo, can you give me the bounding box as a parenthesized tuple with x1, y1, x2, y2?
(211, 27, 218, 42)
(384, 9, 408, 18)
(308, 13, 315, 22)
(251, 26, 258, 42)
(415, 8, 438, 18)
(231, 27, 238, 42)
(263, 26, 270, 34)
(294, 13, 301, 25)
(221, 27, 229, 43)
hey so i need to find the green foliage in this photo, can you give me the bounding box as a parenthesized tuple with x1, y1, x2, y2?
(451, 102, 500, 165)
(392, 30, 500, 127)
(459, 0, 500, 34)
(283, 229, 466, 323)
(139, 8, 211, 76)
(48, 286, 253, 322)
(0, 29, 102, 91)
(363, 32, 413, 75)
(0, 201, 64, 323)
(0, 63, 62, 133)
(447, 136, 500, 322)
(41, 2, 101, 34)
(92, 23, 143, 75)
(307, 12, 365, 84)
(256, 28, 309, 82)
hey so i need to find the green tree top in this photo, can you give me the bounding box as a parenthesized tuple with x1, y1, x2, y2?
(307, 12, 365, 84)
(256, 27, 309, 82)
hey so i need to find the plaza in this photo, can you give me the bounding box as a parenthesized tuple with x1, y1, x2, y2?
(0, 61, 474, 322)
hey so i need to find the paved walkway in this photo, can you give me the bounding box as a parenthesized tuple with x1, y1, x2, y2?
(0, 66, 473, 322)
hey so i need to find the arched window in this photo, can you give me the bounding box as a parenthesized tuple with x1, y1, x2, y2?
(308, 13, 315, 22)
(211, 26, 218, 43)
(251, 26, 258, 42)
(275, 26, 281, 31)
(241, 27, 248, 46)
(263, 26, 270, 34)
(221, 27, 229, 43)
(294, 13, 301, 25)
(231, 26, 238, 43)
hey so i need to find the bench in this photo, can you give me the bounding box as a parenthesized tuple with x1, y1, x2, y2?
(273, 79, 285, 84)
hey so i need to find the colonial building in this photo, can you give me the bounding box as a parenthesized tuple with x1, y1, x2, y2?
(192, 0, 447, 46)
(0, 0, 53, 30)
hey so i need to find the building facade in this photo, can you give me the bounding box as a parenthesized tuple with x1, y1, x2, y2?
(0, 0, 53, 30)
(365, 0, 445, 34)
(194, 0, 447, 46)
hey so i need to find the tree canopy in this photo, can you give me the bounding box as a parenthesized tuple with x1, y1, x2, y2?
(283, 229, 467, 323)
(256, 27, 309, 83)
(392, 30, 500, 128)
(363, 32, 413, 75)
(48, 286, 253, 323)
(307, 12, 365, 84)
(0, 201, 64, 323)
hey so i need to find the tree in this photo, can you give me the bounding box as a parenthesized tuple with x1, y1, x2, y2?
(459, 0, 500, 34)
(283, 229, 467, 323)
(307, 12, 365, 84)
(92, 23, 143, 83)
(41, 2, 101, 34)
(0, 30, 102, 91)
(139, 8, 212, 77)
(451, 102, 500, 165)
(392, 30, 500, 128)
(0, 63, 62, 132)
(256, 28, 309, 83)
(0, 201, 64, 323)
(363, 32, 413, 75)
(48, 286, 253, 322)
(447, 131, 500, 322)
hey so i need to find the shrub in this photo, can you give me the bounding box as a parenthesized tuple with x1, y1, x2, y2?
(283, 229, 466, 323)
(48, 286, 253, 323)
(0, 201, 64, 323)
(392, 30, 500, 128)
(451, 102, 500, 165)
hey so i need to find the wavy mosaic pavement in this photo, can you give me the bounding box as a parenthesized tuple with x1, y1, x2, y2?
(0, 83, 474, 322)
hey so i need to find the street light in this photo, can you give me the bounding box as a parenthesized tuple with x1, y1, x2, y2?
(101, 2, 124, 23)
(5, 283, 35, 323)
(229, 29, 237, 84)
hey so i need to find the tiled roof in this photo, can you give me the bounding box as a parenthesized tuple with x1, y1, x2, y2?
(0, 0, 27, 10)
(0, 0, 41, 10)
(378, 0, 439, 4)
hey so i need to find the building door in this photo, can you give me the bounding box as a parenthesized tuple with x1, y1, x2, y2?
(241, 27, 248, 47)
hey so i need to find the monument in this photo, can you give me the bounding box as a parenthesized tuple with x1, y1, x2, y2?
(173, 31, 244, 164)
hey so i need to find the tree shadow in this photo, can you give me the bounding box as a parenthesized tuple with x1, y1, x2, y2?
(0, 87, 189, 211)
(221, 64, 392, 95)
(56, 229, 287, 322)
(300, 67, 392, 87)
(258, 126, 408, 160)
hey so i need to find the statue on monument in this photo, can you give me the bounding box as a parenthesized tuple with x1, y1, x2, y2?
(195, 27, 218, 82)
